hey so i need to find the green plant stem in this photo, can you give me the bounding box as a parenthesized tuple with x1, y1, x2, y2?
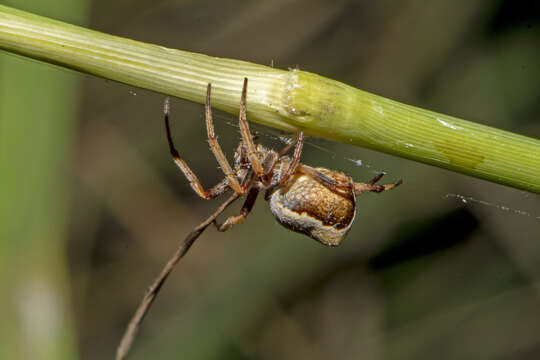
(1, 5, 539, 193)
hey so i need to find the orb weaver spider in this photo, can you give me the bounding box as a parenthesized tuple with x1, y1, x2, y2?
(116, 78, 402, 360)
(165, 77, 402, 246)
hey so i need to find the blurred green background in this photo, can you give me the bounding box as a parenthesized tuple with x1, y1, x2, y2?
(1, 0, 540, 359)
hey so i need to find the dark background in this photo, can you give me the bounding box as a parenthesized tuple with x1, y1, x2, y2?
(1, 0, 539, 359)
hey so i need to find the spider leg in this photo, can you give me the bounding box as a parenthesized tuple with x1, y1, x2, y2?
(354, 178, 403, 194)
(206, 178, 232, 198)
(279, 131, 304, 185)
(261, 151, 279, 174)
(164, 98, 240, 199)
(368, 172, 385, 185)
(165, 98, 221, 199)
(296, 164, 354, 191)
(238, 78, 265, 178)
(354, 173, 403, 194)
(277, 134, 298, 156)
(297, 165, 402, 195)
(213, 187, 259, 231)
(205, 84, 245, 194)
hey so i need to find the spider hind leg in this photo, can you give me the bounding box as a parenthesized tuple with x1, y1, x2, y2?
(354, 173, 402, 194)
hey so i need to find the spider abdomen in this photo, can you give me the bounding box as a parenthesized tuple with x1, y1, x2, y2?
(268, 168, 356, 246)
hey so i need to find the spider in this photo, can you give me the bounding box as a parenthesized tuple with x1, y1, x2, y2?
(164, 78, 402, 246)
(116, 78, 403, 360)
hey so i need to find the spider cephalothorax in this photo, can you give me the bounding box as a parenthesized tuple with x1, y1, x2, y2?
(164, 78, 401, 246)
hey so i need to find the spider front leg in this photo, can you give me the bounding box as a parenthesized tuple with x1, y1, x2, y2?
(238, 78, 265, 179)
(277, 130, 303, 157)
(205, 84, 244, 194)
(278, 131, 304, 185)
(213, 187, 259, 231)
(164, 87, 244, 199)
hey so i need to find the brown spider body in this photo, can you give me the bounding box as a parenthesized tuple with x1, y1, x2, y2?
(233, 142, 355, 245)
(164, 78, 401, 247)
(268, 168, 356, 246)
